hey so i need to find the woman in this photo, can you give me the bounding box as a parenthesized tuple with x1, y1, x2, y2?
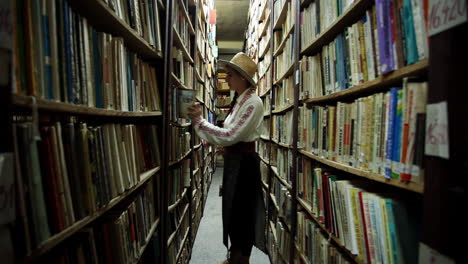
(188, 53, 266, 264)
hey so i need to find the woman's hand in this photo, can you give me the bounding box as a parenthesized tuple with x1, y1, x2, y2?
(187, 103, 202, 119)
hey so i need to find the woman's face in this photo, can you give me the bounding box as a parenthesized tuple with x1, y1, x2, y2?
(225, 66, 245, 91)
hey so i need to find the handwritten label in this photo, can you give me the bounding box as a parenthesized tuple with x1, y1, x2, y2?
(0, 154, 14, 225)
(425, 101, 450, 159)
(429, 0, 467, 37)
(419, 243, 455, 264)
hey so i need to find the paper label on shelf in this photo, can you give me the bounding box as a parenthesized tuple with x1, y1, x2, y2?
(0, 154, 14, 225)
(296, 69, 300, 85)
(425, 101, 450, 159)
(428, 0, 467, 37)
(419, 243, 455, 264)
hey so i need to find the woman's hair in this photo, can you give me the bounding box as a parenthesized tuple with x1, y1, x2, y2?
(227, 92, 238, 116)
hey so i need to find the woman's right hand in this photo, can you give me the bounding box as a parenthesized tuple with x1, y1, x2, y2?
(187, 103, 202, 119)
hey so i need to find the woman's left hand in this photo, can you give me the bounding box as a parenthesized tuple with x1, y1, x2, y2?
(187, 103, 202, 119)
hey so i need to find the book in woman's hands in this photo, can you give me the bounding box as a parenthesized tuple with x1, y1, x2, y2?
(178, 89, 195, 118)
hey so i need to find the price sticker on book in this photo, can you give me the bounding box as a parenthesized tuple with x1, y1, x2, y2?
(429, 0, 467, 37)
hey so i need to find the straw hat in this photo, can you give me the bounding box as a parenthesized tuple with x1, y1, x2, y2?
(219, 52, 257, 87)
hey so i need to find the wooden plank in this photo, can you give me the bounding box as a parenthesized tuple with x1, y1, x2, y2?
(173, 27, 194, 64)
(273, 25, 295, 57)
(168, 187, 188, 212)
(12, 95, 163, 117)
(178, 0, 196, 35)
(273, 0, 290, 30)
(273, 62, 295, 85)
(299, 150, 424, 193)
(303, 59, 429, 104)
(272, 103, 294, 114)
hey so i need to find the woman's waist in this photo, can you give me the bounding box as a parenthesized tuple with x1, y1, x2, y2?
(224, 141, 256, 152)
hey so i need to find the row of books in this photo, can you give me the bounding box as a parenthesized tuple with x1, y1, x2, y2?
(300, 0, 356, 47)
(168, 159, 191, 206)
(297, 163, 419, 264)
(258, 51, 272, 78)
(257, 67, 272, 96)
(297, 212, 351, 264)
(271, 111, 294, 146)
(271, 175, 292, 223)
(274, 147, 293, 186)
(169, 126, 191, 163)
(14, 0, 161, 111)
(274, 32, 295, 80)
(94, 181, 158, 264)
(259, 26, 271, 57)
(301, 0, 428, 88)
(104, 0, 163, 51)
(216, 95, 231, 107)
(298, 79, 428, 182)
(273, 0, 287, 26)
(258, 140, 270, 163)
(260, 161, 270, 187)
(262, 118, 271, 139)
(42, 181, 158, 264)
(167, 200, 190, 264)
(273, 0, 295, 44)
(174, 0, 193, 51)
(173, 48, 194, 89)
(14, 120, 161, 250)
(274, 75, 294, 109)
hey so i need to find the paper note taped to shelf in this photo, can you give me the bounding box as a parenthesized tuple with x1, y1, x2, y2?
(425, 101, 449, 159)
(419, 243, 455, 264)
(429, 0, 467, 37)
(0, 153, 14, 225)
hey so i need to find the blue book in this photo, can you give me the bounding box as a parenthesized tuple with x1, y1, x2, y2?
(385, 198, 400, 264)
(375, 0, 395, 74)
(392, 88, 403, 179)
(385, 88, 398, 178)
(401, 0, 419, 64)
(336, 34, 347, 91)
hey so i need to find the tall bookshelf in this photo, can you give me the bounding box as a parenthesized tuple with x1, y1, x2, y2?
(247, 0, 436, 263)
(4, 0, 217, 263)
(163, 0, 217, 263)
(9, 0, 166, 263)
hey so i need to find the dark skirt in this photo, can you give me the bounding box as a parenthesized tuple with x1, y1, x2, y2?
(222, 152, 266, 254)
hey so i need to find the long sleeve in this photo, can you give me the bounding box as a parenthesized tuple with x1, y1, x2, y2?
(192, 91, 263, 146)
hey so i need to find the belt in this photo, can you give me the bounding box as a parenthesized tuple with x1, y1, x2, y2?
(224, 141, 256, 153)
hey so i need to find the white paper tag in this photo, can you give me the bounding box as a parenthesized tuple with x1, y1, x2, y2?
(425, 101, 450, 159)
(419, 243, 455, 264)
(428, 0, 467, 37)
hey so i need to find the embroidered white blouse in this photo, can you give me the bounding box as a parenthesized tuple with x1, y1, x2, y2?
(192, 88, 264, 147)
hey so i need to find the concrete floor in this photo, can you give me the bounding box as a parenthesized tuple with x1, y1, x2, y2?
(190, 167, 270, 264)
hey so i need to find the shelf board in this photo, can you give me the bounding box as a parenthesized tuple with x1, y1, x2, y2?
(175, 228, 190, 263)
(299, 150, 424, 193)
(168, 188, 189, 212)
(259, 14, 271, 38)
(272, 103, 294, 114)
(300, 0, 373, 55)
(72, 0, 163, 59)
(273, 0, 290, 30)
(271, 166, 293, 190)
(273, 25, 294, 57)
(296, 197, 363, 264)
(259, 86, 272, 97)
(169, 149, 192, 167)
(27, 166, 159, 260)
(12, 95, 163, 117)
(269, 193, 280, 211)
(136, 218, 160, 262)
(259, 0, 269, 21)
(193, 143, 202, 149)
(302, 59, 429, 104)
(168, 204, 190, 244)
(273, 62, 295, 85)
(171, 73, 190, 90)
(173, 27, 194, 64)
(196, 69, 204, 83)
(259, 38, 271, 59)
(260, 135, 270, 141)
(178, 0, 196, 35)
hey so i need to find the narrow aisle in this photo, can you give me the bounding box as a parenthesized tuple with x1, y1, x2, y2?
(191, 167, 270, 264)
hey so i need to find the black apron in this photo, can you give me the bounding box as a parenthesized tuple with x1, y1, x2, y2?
(222, 151, 267, 253)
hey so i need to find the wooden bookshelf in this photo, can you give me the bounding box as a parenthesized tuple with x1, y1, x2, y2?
(168, 188, 189, 212)
(137, 218, 161, 262)
(175, 228, 190, 263)
(299, 150, 424, 193)
(178, 0, 196, 35)
(259, 36, 271, 59)
(300, 0, 373, 55)
(169, 149, 192, 167)
(272, 103, 294, 114)
(259, 14, 271, 39)
(302, 59, 429, 104)
(271, 166, 292, 190)
(12, 95, 163, 117)
(72, 0, 163, 59)
(168, 204, 190, 243)
(27, 166, 160, 260)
